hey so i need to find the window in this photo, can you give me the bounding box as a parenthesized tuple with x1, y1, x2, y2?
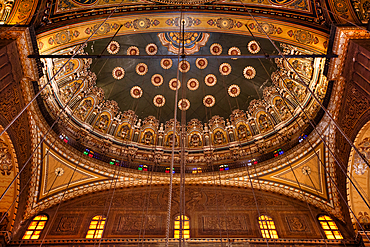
(86, 215, 106, 239)
(318, 215, 343, 239)
(258, 215, 278, 239)
(174, 215, 190, 239)
(22, 215, 48, 240)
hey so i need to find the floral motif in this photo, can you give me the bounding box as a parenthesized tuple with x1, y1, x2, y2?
(207, 18, 243, 29)
(248, 41, 260, 54)
(228, 84, 241, 97)
(151, 74, 163, 87)
(127, 46, 139, 55)
(287, 30, 318, 45)
(153, 95, 166, 107)
(210, 43, 222, 55)
(158, 32, 210, 55)
(165, 17, 202, 27)
(228, 47, 241, 59)
(169, 78, 181, 90)
(187, 78, 199, 91)
(243, 66, 256, 79)
(203, 95, 215, 107)
(219, 63, 232, 75)
(136, 63, 148, 76)
(161, 58, 173, 69)
(112, 67, 125, 80)
(107, 41, 120, 54)
(196, 58, 208, 69)
(130, 86, 143, 98)
(146, 43, 158, 55)
(179, 60, 190, 73)
(248, 23, 283, 35)
(124, 18, 160, 29)
(178, 99, 190, 111)
(205, 74, 217, 86)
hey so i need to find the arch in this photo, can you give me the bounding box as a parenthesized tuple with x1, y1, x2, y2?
(258, 215, 278, 239)
(22, 215, 48, 240)
(174, 215, 190, 239)
(86, 215, 106, 239)
(318, 215, 343, 239)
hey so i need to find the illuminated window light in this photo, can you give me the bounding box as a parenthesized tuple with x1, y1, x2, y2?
(299, 134, 307, 143)
(258, 215, 279, 239)
(86, 215, 106, 239)
(219, 165, 229, 171)
(166, 168, 175, 173)
(22, 215, 48, 240)
(174, 215, 190, 239)
(318, 215, 343, 239)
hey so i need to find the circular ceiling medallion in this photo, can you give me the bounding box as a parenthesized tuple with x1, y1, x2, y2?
(228, 47, 241, 60)
(151, 74, 163, 87)
(243, 66, 256, 79)
(178, 98, 190, 111)
(136, 63, 148, 76)
(55, 167, 64, 176)
(228, 84, 241, 97)
(205, 74, 217, 86)
(203, 95, 215, 107)
(112, 67, 125, 80)
(161, 58, 173, 69)
(153, 95, 165, 107)
(210, 43, 222, 55)
(146, 43, 158, 55)
(130, 86, 143, 98)
(107, 41, 120, 54)
(179, 60, 190, 73)
(196, 58, 208, 69)
(187, 78, 199, 91)
(248, 41, 261, 54)
(219, 63, 232, 75)
(169, 78, 181, 90)
(127, 46, 139, 55)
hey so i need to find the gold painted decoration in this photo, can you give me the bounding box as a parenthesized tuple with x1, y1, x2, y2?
(187, 78, 199, 91)
(153, 95, 165, 107)
(203, 95, 215, 107)
(243, 66, 256, 79)
(161, 58, 173, 69)
(205, 74, 217, 86)
(228, 84, 241, 97)
(130, 86, 143, 98)
(136, 63, 148, 75)
(178, 99, 190, 111)
(228, 47, 241, 59)
(169, 78, 181, 90)
(219, 63, 232, 75)
(196, 58, 208, 69)
(146, 43, 158, 55)
(158, 32, 210, 55)
(151, 74, 163, 87)
(210, 43, 222, 55)
(179, 60, 190, 73)
(112, 67, 125, 80)
(248, 40, 260, 54)
(127, 46, 139, 55)
(107, 41, 120, 54)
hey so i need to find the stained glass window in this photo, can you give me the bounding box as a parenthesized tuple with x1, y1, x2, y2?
(86, 215, 106, 239)
(258, 215, 279, 239)
(318, 215, 343, 239)
(22, 215, 48, 240)
(174, 215, 190, 239)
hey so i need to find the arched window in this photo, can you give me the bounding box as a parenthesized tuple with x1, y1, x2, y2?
(22, 215, 48, 240)
(318, 215, 343, 239)
(258, 215, 278, 239)
(174, 215, 190, 239)
(86, 215, 106, 239)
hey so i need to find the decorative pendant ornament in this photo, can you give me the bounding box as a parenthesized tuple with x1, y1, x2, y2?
(153, 95, 165, 107)
(130, 86, 143, 98)
(169, 78, 181, 90)
(55, 167, 64, 176)
(219, 63, 232, 75)
(187, 78, 199, 91)
(127, 46, 139, 55)
(161, 58, 173, 69)
(203, 95, 215, 107)
(196, 58, 208, 69)
(210, 43, 222, 55)
(136, 63, 148, 76)
(228, 47, 241, 60)
(205, 74, 217, 86)
(107, 41, 120, 54)
(112, 67, 125, 80)
(179, 60, 190, 73)
(228, 84, 240, 97)
(151, 74, 163, 87)
(145, 43, 158, 55)
(178, 98, 190, 111)
(247, 41, 260, 54)
(243, 66, 256, 79)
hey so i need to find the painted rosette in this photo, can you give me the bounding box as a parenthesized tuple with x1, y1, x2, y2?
(179, 60, 190, 73)
(161, 58, 173, 69)
(112, 67, 125, 80)
(151, 74, 163, 87)
(243, 66, 256, 79)
(195, 58, 208, 69)
(153, 95, 165, 107)
(203, 95, 215, 107)
(247, 41, 260, 54)
(169, 78, 181, 90)
(204, 74, 217, 87)
(178, 99, 190, 111)
(228, 84, 241, 97)
(219, 63, 232, 76)
(145, 43, 158, 55)
(187, 78, 199, 91)
(107, 41, 120, 54)
(130, 86, 143, 98)
(136, 63, 148, 76)
(127, 46, 139, 55)
(210, 43, 222, 55)
(228, 47, 241, 60)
